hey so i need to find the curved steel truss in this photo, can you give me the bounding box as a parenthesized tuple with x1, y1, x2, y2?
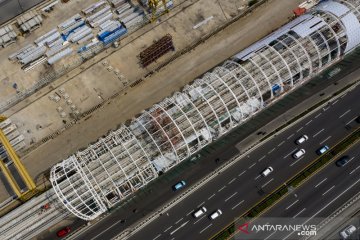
(50, 0, 360, 220)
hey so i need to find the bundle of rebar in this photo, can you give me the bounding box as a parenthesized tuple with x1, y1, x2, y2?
(139, 33, 175, 67)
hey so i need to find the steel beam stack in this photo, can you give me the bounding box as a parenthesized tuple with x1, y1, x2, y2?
(139, 34, 174, 67)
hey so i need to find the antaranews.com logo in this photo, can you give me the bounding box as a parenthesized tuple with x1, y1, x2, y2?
(235, 218, 318, 240)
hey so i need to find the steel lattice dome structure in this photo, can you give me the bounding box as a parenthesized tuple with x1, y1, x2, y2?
(50, 0, 360, 220)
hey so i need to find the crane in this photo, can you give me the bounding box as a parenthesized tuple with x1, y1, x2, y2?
(148, 0, 170, 22)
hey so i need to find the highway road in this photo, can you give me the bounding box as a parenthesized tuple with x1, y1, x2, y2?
(236, 140, 360, 240)
(74, 79, 360, 240)
(323, 212, 360, 240)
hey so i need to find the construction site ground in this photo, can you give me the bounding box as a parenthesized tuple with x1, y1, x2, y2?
(0, 0, 303, 203)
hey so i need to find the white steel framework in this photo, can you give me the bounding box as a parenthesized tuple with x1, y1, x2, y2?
(50, 0, 360, 220)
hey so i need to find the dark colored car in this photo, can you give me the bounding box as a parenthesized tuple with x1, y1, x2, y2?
(57, 226, 71, 238)
(355, 116, 360, 123)
(336, 155, 351, 167)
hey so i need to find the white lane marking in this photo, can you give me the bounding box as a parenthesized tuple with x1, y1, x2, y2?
(228, 178, 236, 185)
(249, 163, 256, 169)
(346, 116, 358, 125)
(305, 120, 312, 126)
(314, 178, 327, 188)
(322, 185, 335, 196)
(225, 192, 238, 202)
(218, 186, 226, 192)
(350, 165, 360, 175)
(319, 136, 331, 145)
(290, 157, 303, 167)
(285, 199, 299, 210)
(264, 231, 277, 240)
(284, 148, 297, 159)
(186, 209, 194, 216)
(193, 215, 206, 224)
(268, 148, 276, 154)
(258, 155, 266, 162)
(261, 178, 274, 188)
(341, 93, 347, 98)
(292, 208, 306, 218)
(339, 109, 351, 119)
(313, 128, 324, 138)
(199, 223, 212, 234)
(164, 226, 173, 233)
(197, 202, 205, 208)
(296, 127, 303, 132)
(153, 234, 161, 240)
(278, 141, 285, 147)
(254, 175, 261, 180)
(208, 193, 215, 200)
(231, 200, 244, 210)
(283, 177, 360, 240)
(315, 113, 322, 118)
(238, 170, 246, 177)
(175, 218, 183, 225)
(170, 220, 189, 235)
(332, 99, 339, 105)
(287, 134, 294, 140)
(348, 157, 355, 164)
(323, 107, 329, 111)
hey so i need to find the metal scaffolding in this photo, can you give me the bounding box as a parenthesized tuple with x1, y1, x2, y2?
(50, 0, 360, 220)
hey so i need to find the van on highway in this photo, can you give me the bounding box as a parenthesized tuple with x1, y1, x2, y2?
(339, 225, 356, 239)
(193, 206, 207, 218)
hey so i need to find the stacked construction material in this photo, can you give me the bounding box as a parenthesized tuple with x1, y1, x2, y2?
(58, 14, 85, 40)
(8, 44, 35, 61)
(17, 11, 43, 33)
(67, 26, 93, 43)
(139, 34, 174, 67)
(85, 1, 114, 28)
(34, 29, 61, 46)
(18, 45, 47, 65)
(114, 1, 145, 29)
(0, 25, 17, 48)
(82, 0, 107, 16)
(97, 20, 127, 45)
(47, 47, 73, 65)
(110, 0, 127, 8)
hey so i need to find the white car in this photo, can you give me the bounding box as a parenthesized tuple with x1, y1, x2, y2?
(261, 167, 273, 177)
(339, 225, 357, 239)
(209, 209, 222, 220)
(293, 149, 305, 159)
(193, 206, 207, 218)
(295, 135, 308, 144)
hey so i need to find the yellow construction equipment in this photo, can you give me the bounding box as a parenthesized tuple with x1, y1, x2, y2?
(148, 0, 170, 22)
(0, 117, 37, 201)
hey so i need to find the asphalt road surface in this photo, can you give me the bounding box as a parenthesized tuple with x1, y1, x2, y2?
(325, 212, 360, 240)
(73, 78, 360, 240)
(237, 141, 360, 240)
